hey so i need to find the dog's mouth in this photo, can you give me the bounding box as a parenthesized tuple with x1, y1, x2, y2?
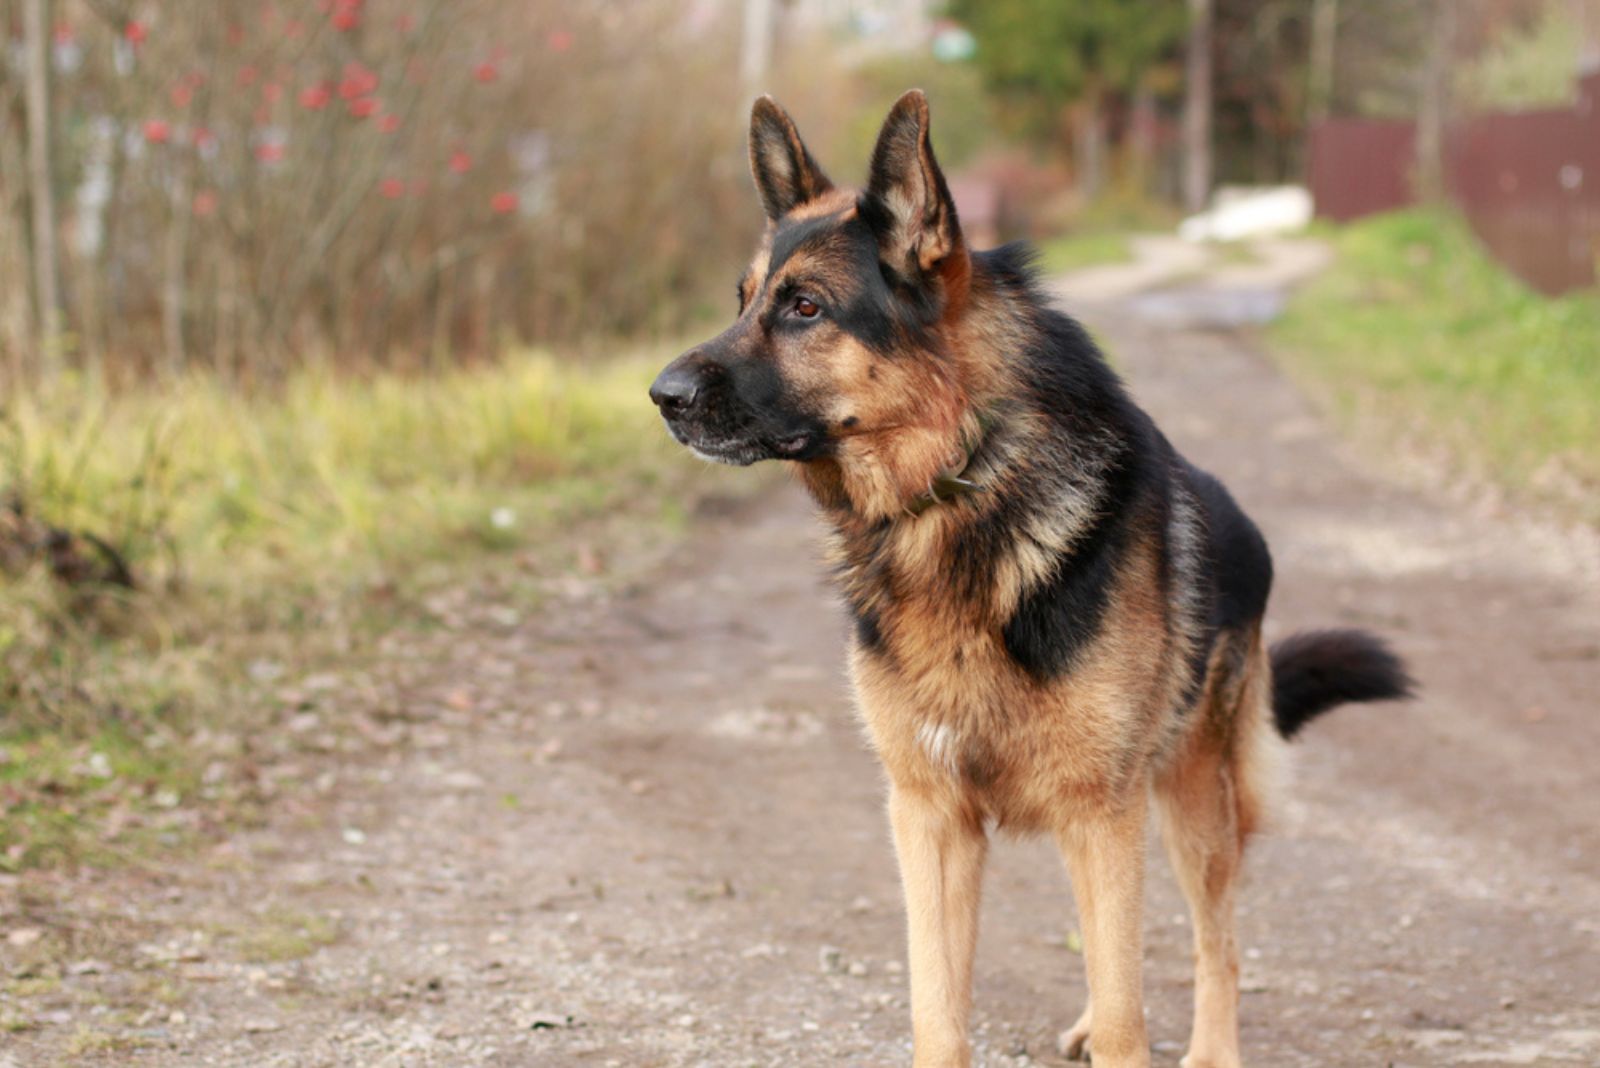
(663, 419, 819, 466)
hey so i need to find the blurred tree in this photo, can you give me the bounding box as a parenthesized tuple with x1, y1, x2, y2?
(1184, 0, 1213, 211)
(1416, 0, 1458, 200)
(1307, 0, 1337, 122)
(21, 0, 61, 376)
(949, 0, 1187, 199)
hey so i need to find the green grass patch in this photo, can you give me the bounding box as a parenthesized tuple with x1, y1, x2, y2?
(1, 351, 750, 869)
(1036, 230, 1134, 275)
(1271, 209, 1600, 523)
(229, 907, 341, 963)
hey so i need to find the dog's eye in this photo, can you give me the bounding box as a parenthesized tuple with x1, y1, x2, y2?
(793, 296, 820, 319)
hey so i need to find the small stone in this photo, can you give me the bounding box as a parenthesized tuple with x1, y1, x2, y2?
(243, 1019, 283, 1034)
(440, 770, 486, 791)
(6, 927, 42, 947)
(576, 544, 606, 575)
(674, 1014, 696, 1029)
(847, 961, 869, 978)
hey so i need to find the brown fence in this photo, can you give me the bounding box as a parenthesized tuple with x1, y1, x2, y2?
(1307, 71, 1600, 294)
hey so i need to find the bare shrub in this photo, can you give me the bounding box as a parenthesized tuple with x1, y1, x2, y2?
(0, 0, 757, 379)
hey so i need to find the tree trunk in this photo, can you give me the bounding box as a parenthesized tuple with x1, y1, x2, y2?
(1308, 0, 1339, 123)
(1128, 81, 1158, 195)
(1073, 91, 1106, 203)
(1416, 0, 1456, 202)
(1183, 0, 1214, 213)
(740, 0, 774, 98)
(22, 0, 62, 377)
(162, 170, 191, 375)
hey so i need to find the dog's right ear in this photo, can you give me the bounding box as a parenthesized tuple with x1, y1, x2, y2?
(749, 96, 833, 222)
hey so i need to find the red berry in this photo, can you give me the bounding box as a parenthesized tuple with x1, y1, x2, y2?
(143, 119, 171, 144)
(125, 21, 147, 44)
(547, 29, 574, 53)
(348, 97, 378, 119)
(449, 151, 472, 174)
(474, 61, 498, 84)
(379, 178, 405, 199)
(490, 191, 518, 214)
(300, 85, 331, 110)
(377, 114, 401, 134)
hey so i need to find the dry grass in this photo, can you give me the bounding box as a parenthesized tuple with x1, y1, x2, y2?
(0, 350, 756, 869)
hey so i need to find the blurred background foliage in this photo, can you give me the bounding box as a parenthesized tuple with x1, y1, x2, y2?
(0, 0, 1593, 380)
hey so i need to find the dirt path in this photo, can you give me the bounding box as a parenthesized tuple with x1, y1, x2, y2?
(5, 253, 1599, 1067)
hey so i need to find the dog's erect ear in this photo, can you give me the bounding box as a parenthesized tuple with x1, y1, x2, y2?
(749, 96, 833, 222)
(864, 89, 963, 276)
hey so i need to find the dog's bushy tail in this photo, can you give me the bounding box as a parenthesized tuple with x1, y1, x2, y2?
(1270, 629, 1414, 739)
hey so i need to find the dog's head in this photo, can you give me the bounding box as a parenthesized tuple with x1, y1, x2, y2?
(651, 91, 980, 510)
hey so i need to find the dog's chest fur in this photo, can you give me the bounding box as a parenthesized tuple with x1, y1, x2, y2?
(823, 457, 1206, 827)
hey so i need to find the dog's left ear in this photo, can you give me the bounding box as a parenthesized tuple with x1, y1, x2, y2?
(864, 90, 964, 278)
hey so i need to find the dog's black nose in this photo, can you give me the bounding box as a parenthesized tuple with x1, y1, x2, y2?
(650, 359, 706, 416)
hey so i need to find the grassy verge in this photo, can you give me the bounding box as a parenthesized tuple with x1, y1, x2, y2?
(1271, 209, 1600, 523)
(0, 351, 752, 869)
(1036, 230, 1134, 274)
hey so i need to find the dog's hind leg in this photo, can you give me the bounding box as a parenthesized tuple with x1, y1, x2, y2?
(1155, 648, 1275, 1068)
(1055, 793, 1152, 1068)
(888, 786, 988, 1068)
(1157, 740, 1243, 1068)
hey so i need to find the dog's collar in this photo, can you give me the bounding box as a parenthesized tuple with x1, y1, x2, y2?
(901, 412, 995, 518)
(902, 461, 983, 518)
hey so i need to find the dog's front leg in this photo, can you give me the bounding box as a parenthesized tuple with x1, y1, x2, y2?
(888, 785, 988, 1068)
(1056, 794, 1152, 1068)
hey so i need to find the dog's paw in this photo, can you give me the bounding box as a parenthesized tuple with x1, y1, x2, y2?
(1057, 1010, 1092, 1061)
(1179, 1054, 1241, 1068)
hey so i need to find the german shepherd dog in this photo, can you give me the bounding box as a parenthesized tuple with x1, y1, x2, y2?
(650, 91, 1412, 1068)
